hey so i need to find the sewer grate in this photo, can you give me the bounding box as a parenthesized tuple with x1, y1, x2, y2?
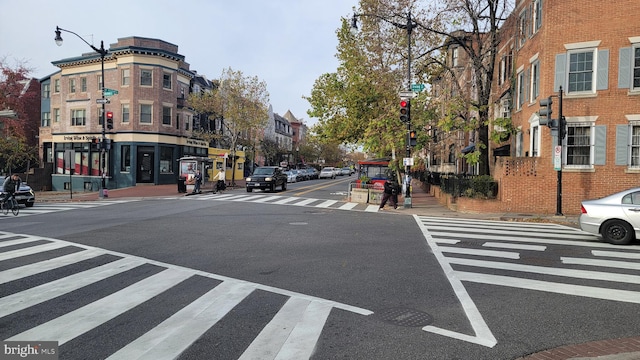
(372, 307, 433, 327)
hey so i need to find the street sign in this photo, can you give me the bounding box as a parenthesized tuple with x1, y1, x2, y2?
(399, 91, 417, 99)
(96, 99, 110, 104)
(554, 145, 562, 171)
(411, 83, 425, 92)
(103, 88, 118, 97)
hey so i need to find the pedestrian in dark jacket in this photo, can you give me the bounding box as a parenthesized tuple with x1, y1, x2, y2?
(379, 179, 398, 210)
(193, 170, 203, 193)
(2, 174, 21, 203)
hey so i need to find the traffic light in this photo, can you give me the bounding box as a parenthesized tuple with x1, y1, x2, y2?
(539, 97, 553, 127)
(400, 100, 410, 123)
(106, 111, 114, 130)
(409, 130, 417, 147)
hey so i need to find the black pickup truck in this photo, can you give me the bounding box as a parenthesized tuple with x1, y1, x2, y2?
(245, 166, 288, 192)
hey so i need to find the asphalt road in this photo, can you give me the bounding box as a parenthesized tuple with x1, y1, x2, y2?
(1, 178, 639, 359)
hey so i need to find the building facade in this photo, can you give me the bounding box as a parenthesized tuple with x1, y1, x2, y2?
(492, 0, 640, 214)
(428, 0, 640, 215)
(40, 36, 208, 191)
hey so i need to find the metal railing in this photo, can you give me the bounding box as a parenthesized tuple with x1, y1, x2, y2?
(429, 173, 498, 199)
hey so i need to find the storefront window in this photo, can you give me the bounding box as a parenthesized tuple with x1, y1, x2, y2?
(160, 146, 173, 173)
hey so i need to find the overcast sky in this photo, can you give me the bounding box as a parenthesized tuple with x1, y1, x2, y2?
(0, 0, 357, 126)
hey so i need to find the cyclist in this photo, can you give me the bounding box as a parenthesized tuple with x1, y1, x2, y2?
(2, 173, 21, 207)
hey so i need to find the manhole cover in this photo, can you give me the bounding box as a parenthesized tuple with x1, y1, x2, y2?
(372, 307, 433, 327)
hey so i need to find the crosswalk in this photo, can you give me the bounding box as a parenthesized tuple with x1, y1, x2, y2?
(0, 200, 134, 219)
(0, 231, 372, 359)
(415, 215, 640, 348)
(417, 215, 640, 303)
(169, 193, 380, 212)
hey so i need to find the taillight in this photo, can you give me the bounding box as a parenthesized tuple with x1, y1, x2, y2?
(581, 205, 587, 214)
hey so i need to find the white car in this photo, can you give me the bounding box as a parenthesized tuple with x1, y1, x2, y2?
(283, 171, 297, 183)
(579, 187, 640, 245)
(319, 167, 336, 179)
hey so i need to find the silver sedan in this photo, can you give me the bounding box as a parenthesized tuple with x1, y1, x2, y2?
(579, 187, 640, 245)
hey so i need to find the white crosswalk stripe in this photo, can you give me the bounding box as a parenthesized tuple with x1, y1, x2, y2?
(416, 215, 640, 303)
(166, 193, 380, 212)
(0, 200, 135, 219)
(0, 231, 372, 359)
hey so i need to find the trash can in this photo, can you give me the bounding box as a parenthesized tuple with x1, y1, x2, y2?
(177, 177, 186, 193)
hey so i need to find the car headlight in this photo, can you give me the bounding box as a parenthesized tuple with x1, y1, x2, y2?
(29, 190, 34, 196)
(246, 177, 252, 182)
(265, 177, 273, 181)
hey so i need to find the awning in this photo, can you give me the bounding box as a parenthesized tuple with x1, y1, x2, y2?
(461, 143, 475, 154)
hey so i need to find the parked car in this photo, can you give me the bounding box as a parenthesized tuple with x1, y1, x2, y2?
(293, 169, 309, 181)
(283, 171, 297, 183)
(341, 167, 353, 176)
(0, 177, 35, 207)
(319, 167, 336, 179)
(579, 187, 640, 245)
(246, 166, 288, 192)
(305, 168, 319, 180)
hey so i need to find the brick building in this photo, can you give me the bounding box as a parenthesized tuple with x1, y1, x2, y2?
(431, 0, 640, 215)
(40, 36, 209, 191)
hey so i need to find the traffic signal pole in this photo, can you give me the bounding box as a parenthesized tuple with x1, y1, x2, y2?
(556, 86, 564, 216)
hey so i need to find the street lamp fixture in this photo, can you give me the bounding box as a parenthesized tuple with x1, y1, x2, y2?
(55, 26, 109, 198)
(351, 11, 418, 207)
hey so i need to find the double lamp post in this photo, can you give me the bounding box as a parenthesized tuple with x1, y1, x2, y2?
(54, 26, 109, 198)
(351, 10, 417, 208)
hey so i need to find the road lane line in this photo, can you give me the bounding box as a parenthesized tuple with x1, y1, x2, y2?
(0, 242, 70, 261)
(274, 300, 333, 360)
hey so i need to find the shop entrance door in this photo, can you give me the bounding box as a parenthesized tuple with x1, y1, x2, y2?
(137, 147, 154, 183)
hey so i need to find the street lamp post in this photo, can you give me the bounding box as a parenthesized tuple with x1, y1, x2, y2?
(55, 26, 108, 198)
(351, 11, 417, 208)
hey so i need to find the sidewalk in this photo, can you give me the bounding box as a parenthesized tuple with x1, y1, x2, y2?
(33, 181, 640, 360)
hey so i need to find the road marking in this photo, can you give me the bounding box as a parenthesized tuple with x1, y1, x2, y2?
(239, 297, 333, 360)
(0, 257, 145, 317)
(438, 246, 520, 259)
(338, 202, 358, 210)
(316, 200, 338, 208)
(106, 281, 255, 360)
(8, 267, 194, 344)
(414, 215, 497, 348)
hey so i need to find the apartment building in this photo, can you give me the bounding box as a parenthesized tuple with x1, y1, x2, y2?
(40, 36, 207, 191)
(430, 0, 640, 215)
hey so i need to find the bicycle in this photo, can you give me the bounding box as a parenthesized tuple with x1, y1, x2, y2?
(0, 194, 19, 216)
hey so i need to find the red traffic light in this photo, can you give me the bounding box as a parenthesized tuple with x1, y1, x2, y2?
(400, 100, 408, 108)
(106, 111, 113, 120)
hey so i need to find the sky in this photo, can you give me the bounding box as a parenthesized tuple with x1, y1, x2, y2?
(0, 0, 358, 127)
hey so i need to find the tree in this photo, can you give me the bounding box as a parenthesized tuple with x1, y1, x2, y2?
(306, 0, 438, 158)
(188, 67, 270, 184)
(308, 0, 513, 175)
(0, 58, 39, 173)
(412, 0, 513, 175)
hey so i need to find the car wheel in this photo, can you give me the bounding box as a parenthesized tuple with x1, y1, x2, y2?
(26, 202, 34, 208)
(247, 188, 253, 192)
(270, 183, 275, 192)
(601, 219, 634, 245)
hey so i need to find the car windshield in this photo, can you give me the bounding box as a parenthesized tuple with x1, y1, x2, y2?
(321, 168, 332, 172)
(253, 168, 275, 175)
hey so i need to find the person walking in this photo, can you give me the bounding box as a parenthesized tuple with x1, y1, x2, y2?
(193, 169, 203, 194)
(379, 179, 398, 210)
